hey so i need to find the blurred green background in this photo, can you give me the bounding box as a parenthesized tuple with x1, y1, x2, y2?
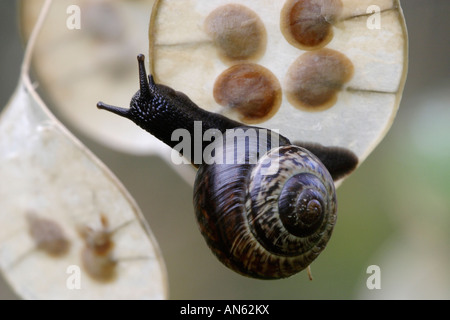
(0, 0, 449, 299)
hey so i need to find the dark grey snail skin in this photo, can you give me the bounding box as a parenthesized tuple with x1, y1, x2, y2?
(97, 54, 358, 279)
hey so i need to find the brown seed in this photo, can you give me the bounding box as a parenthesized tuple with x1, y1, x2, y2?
(26, 212, 70, 257)
(213, 63, 282, 123)
(205, 4, 267, 63)
(281, 0, 342, 50)
(79, 214, 117, 282)
(285, 48, 354, 111)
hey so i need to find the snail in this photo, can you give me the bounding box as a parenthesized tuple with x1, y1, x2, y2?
(97, 54, 357, 279)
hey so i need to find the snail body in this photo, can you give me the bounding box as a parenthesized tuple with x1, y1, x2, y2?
(97, 55, 356, 279)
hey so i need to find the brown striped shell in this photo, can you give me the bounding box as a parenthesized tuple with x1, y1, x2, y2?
(193, 128, 336, 279)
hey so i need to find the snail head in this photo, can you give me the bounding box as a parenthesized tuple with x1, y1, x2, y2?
(96, 54, 155, 125)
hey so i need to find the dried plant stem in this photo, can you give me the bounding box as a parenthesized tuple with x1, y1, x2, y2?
(22, 0, 52, 79)
(307, 265, 313, 281)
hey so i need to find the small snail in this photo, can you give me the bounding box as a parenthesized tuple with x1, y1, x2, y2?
(97, 54, 357, 279)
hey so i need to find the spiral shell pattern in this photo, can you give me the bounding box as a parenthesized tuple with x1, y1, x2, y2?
(194, 129, 337, 279)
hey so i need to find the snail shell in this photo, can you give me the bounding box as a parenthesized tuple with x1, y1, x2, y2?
(193, 128, 336, 279)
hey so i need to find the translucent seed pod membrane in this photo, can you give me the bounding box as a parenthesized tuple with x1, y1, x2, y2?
(150, 0, 408, 185)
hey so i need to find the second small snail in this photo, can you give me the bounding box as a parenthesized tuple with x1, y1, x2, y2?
(97, 54, 357, 279)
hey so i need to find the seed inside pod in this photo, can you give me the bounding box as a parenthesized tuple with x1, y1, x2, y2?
(204, 4, 267, 63)
(213, 63, 282, 123)
(285, 48, 354, 111)
(79, 214, 117, 282)
(26, 212, 70, 257)
(281, 0, 343, 50)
